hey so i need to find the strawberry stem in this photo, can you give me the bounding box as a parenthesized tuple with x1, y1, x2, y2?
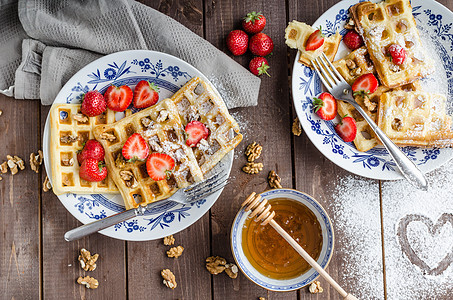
(258, 62, 271, 77)
(312, 97, 324, 113)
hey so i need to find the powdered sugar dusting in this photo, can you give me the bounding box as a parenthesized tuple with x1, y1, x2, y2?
(381, 160, 453, 299)
(330, 177, 384, 300)
(331, 160, 453, 299)
(417, 26, 450, 112)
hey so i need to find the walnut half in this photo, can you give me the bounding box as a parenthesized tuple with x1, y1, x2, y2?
(206, 256, 227, 275)
(245, 142, 262, 162)
(292, 118, 302, 136)
(242, 162, 263, 174)
(161, 269, 177, 289)
(309, 280, 323, 294)
(225, 263, 238, 279)
(268, 170, 282, 189)
(163, 235, 175, 246)
(78, 248, 99, 271)
(166, 246, 184, 258)
(77, 276, 99, 289)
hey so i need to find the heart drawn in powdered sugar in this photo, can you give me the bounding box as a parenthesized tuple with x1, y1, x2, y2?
(397, 213, 453, 276)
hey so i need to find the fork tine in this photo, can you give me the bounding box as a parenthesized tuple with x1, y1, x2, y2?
(312, 59, 333, 90)
(188, 179, 230, 203)
(185, 173, 228, 196)
(318, 54, 341, 86)
(184, 171, 227, 192)
(321, 52, 348, 84)
(187, 177, 229, 198)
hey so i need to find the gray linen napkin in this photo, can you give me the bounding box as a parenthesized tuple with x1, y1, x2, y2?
(1, 0, 260, 108)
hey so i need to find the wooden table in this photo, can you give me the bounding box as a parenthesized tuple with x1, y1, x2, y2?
(2, 0, 453, 299)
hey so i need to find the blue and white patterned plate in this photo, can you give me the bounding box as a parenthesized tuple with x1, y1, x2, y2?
(231, 189, 334, 291)
(43, 50, 233, 241)
(292, 0, 453, 180)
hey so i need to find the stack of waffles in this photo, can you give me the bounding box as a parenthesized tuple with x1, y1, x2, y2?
(50, 77, 242, 210)
(331, 0, 453, 151)
(50, 105, 129, 195)
(93, 77, 242, 210)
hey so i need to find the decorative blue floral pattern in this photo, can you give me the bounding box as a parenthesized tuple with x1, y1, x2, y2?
(131, 59, 190, 81)
(145, 206, 192, 231)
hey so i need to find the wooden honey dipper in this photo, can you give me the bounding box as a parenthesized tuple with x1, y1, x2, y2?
(242, 192, 358, 300)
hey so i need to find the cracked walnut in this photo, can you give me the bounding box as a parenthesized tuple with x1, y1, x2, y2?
(268, 170, 282, 189)
(77, 276, 99, 289)
(78, 248, 99, 272)
(163, 235, 175, 246)
(242, 162, 263, 174)
(166, 246, 184, 258)
(206, 256, 227, 275)
(245, 142, 262, 162)
(161, 269, 177, 289)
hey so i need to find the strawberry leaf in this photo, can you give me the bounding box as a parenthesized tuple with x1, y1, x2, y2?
(312, 97, 324, 113)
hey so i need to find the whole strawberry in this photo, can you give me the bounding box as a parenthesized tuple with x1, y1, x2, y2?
(343, 30, 363, 50)
(79, 158, 108, 182)
(242, 11, 266, 34)
(227, 30, 248, 56)
(77, 139, 105, 165)
(388, 44, 407, 65)
(249, 33, 274, 56)
(81, 90, 107, 117)
(249, 57, 270, 77)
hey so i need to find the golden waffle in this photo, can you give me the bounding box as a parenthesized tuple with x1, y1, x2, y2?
(337, 82, 421, 152)
(50, 104, 126, 195)
(171, 77, 243, 175)
(377, 90, 453, 147)
(93, 98, 204, 210)
(285, 20, 341, 68)
(333, 46, 375, 86)
(350, 0, 434, 88)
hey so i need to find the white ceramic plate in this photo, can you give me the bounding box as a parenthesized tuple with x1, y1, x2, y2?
(292, 0, 453, 180)
(43, 50, 233, 241)
(231, 189, 334, 291)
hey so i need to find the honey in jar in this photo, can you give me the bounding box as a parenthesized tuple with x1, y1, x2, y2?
(242, 198, 323, 280)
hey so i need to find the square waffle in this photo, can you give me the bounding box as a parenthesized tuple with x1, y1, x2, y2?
(333, 46, 375, 86)
(93, 98, 205, 210)
(171, 77, 243, 175)
(350, 0, 434, 88)
(50, 104, 125, 195)
(377, 90, 453, 147)
(285, 20, 341, 68)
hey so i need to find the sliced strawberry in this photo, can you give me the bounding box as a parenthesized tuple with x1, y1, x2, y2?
(133, 81, 159, 108)
(77, 139, 105, 165)
(185, 121, 209, 147)
(146, 153, 175, 181)
(313, 92, 337, 121)
(305, 28, 325, 51)
(335, 115, 357, 142)
(79, 158, 108, 182)
(122, 133, 150, 161)
(104, 85, 133, 112)
(352, 73, 378, 95)
(81, 90, 107, 117)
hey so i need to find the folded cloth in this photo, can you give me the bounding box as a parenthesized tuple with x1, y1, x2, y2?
(1, 0, 260, 108)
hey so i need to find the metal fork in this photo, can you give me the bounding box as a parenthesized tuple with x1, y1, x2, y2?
(311, 53, 428, 190)
(64, 172, 230, 241)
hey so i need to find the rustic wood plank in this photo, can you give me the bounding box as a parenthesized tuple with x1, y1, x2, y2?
(0, 95, 41, 299)
(127, 1, 213, 299)
(287, 0, 384, 299)
(40, 105, 127, 300)
(204, 1, 297, 299)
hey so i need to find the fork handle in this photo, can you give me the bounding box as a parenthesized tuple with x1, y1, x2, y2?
(64, 206, 146, 242)
(350, 101, 428, 190)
